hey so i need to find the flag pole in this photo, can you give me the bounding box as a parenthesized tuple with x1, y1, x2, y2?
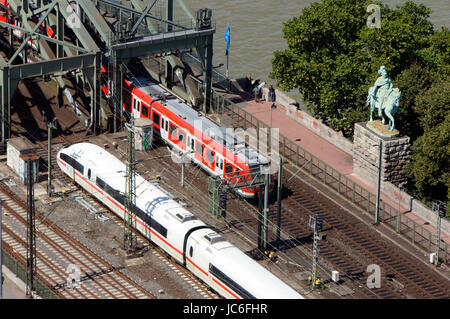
(224, 25, 230, 91)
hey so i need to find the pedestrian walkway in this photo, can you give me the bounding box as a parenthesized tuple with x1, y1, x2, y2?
(219, 88, 450, 250)
(1, 266, 26, 299)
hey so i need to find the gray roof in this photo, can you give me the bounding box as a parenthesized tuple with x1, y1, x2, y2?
(132, 77, 269, 167)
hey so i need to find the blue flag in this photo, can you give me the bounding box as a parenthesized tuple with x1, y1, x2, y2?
(224, 26, 230, 55)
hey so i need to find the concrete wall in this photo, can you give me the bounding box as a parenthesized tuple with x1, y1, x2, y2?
(382, 181, 450, 235)
(262, 87, 353, 155)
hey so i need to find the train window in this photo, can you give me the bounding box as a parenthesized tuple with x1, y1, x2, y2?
(170, 123, 178, 138)
(123, 90, 131, 110)
(206, 150, 215, 163)
(60, 153, 74, 167)
(220, 159, 223, 170)
(215, 156, 219, 167)
(195, 142, 203, 155)
(142, 104, 149, 118)
(161, 118, 165, 130)
(225, 163, 233, 174)
(191, 138, 194, 150)
(178, 131, 185, 143)
(87, 169, 91, 179)
(73, 159, 84, 174)
(209, 264, 255, 299)
(152, 112, 160, 125)
(165, 120, 168, 131)
(189, 246, 193, 258)
(133, 98, 136, 111)
(96, 177, 106, 190)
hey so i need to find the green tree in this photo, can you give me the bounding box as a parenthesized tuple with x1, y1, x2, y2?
(418, 27, 450, 79)
(270, 0, 436, 137)
(404, 77, 449, 206)
(394, 63, 435, 141)
(404, 114, 449, 207)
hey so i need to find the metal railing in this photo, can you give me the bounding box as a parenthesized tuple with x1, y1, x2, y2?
(210, 90, 449, 265)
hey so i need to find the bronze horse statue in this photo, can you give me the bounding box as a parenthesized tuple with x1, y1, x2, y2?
(366, 66, 401, 131)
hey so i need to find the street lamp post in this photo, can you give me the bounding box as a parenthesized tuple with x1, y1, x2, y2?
(374, 139, 382, 225)
(42, 111, 57, 198)
(433, 202, 446, 266)
(180, 150, 195, 188)
(269, 103, 277, 153)
(396, 183, 404, 233)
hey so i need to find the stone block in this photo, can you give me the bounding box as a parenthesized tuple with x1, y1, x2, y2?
(353, 122, 411, 185)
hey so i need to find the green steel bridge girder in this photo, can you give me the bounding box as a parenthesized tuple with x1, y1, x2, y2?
(109, 28, 215, 60)
(110, 27, 215, 116)
(0, 53, 100, 142)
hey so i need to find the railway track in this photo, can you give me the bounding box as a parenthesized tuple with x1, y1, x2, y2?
(0, 181, 155, 299)
(275, 171, 450, 299)
(7, 77, 448, 299)
(32, 136, 220, 299)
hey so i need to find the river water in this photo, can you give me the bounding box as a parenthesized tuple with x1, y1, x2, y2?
(178, 0, 449, 101)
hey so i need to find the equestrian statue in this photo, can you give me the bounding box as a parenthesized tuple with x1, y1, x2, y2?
(366, 66, 401, 131)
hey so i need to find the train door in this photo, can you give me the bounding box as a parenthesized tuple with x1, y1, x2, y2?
(66, 161, 74, 179)
(203, 147, 215, 172)
(85, 161, 96, 183)
(186, 134, 195, 159)
(215, 153, 224, 177)
(132, 95, 142, 119)
(185, 236, 200, 274)
(160, 115, 169, 141)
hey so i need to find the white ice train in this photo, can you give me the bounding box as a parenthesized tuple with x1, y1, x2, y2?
(57, 142, 303, 299)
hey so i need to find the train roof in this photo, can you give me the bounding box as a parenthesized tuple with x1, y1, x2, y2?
(131, 77, 269, 167)
(61, 143, 198, 221)
(203, 236, 303, 299)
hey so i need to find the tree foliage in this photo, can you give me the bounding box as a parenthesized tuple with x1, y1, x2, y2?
(404, 78, 450, 207)
(270, 0, 439, 136)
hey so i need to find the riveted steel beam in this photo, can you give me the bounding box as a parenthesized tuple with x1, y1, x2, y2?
(75, 0, 113, 44)
(98, 0, 188, 31)
(0, 21, 89, 53)
(129, 0, 158, 35)
(110, 28, 215, 60)
(7, 1, 57, 65)
(8, 53, 97, 80)
(55, 0, 99, 52)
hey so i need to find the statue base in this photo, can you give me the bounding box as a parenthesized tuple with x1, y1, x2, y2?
(353, 122, 410, 186)
(366, 120, 399, 138)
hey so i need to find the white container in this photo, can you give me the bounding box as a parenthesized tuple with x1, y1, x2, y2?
(7, 137, 40, 183)
(429, 253, 436, 264)
(332, 271, 340, 282)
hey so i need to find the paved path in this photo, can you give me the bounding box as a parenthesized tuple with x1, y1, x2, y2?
(220, 89, 450, 249)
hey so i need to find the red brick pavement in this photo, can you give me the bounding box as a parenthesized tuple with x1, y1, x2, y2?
(227, 93, 449, 248)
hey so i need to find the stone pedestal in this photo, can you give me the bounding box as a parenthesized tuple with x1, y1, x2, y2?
(353, 122, 410, 186)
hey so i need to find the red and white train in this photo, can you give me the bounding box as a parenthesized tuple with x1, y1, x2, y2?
(57, 142, 303, 299)
(107, 76, 272, 198)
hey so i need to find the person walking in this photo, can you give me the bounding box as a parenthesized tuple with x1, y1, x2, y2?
(253, 85, 260, 103)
